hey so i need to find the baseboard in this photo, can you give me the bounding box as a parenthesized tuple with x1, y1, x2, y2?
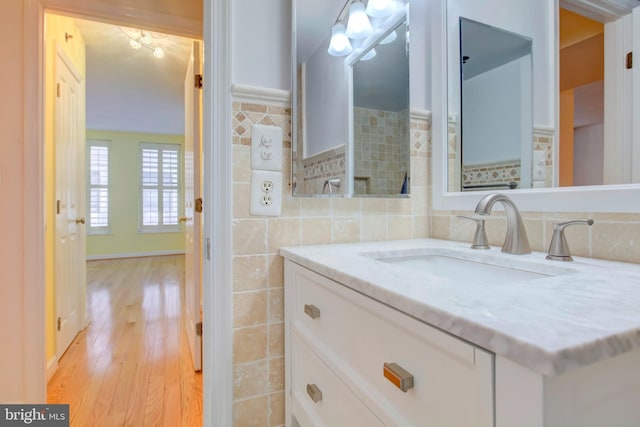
(46, 356, 58, 383)
(86, 250, 185, 261)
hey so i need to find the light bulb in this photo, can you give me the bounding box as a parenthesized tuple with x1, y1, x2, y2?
(346, 1, 373, 40)
(361, 48, 376, 61)
(379, 30, 397, 45)
(141, 32, 153, 44)
(153, 47, 165, 59)
(327, 23, 352, 56)
(366, 0, 397, 18)
(125, 28, 141, 39)
(129, 39, 142, 50)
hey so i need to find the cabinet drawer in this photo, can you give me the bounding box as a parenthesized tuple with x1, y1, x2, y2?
(288, 262, 494, 427)
(291, 333, 385, 427)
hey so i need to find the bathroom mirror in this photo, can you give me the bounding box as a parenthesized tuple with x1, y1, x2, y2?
(291, 0, 411, 197)
(431, 0, 640, 212)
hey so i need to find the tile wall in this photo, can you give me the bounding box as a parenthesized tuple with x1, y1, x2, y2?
(231, 96, 640, 427)
(231, 99, 430, 427)
(353, 107, 410, 195)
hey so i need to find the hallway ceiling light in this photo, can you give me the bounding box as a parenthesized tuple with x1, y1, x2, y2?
(153, 47, 166, 59)
(119, 27, 165, 59)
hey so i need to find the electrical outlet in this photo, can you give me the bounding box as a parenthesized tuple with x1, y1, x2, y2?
(250, 171, 282, 216)
(262, 180, 274, 193)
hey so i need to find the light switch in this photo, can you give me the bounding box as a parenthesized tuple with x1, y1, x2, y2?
(533, 150, 546, 180)
(251, 124, 282, 171)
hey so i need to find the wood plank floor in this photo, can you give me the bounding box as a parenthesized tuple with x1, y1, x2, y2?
(48, 255, 203, 427)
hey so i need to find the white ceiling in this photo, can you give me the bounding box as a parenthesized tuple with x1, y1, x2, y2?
(74, 17, 194, 135)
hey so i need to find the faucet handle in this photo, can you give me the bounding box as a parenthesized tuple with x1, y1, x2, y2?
(546, 219, 594, 261)
(457, 215, 490, 250)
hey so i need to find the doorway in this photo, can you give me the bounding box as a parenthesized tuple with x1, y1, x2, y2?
(44, 11, 204, 425)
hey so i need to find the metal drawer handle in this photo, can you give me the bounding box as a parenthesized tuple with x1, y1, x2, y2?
(306, 383, 323, 403)
(304, 304, 321, 319)
(383, 362, 414, 392)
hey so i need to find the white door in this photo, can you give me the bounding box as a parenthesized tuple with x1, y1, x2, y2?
(633, 6, 640, 182)
(55, 48, 86, 359)
(184, 40, 203, 371)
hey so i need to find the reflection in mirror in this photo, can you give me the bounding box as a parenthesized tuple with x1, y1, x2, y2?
(292, 0, 411, 197)
(352, 21, 410, 196)
(445, 0, 639, 195)
(459, 18, 532, 191)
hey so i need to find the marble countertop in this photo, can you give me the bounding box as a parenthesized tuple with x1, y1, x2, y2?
(280, 239, 640, 377)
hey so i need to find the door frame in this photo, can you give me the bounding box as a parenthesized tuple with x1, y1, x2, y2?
(23, 0, 233, 425)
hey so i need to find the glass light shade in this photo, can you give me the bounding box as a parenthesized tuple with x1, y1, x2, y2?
(366, 0, 397, 18)
(379, 30, 397, 45)
(346, 2, 373, 39)
(361, 48, 376, 61)
(153, 47, 165, 59)
(140, 32, 153, 44)
(129, 39, 142, 50)
(327, 23, 353, 56)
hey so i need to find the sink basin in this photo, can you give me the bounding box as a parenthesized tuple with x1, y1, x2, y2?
(372, 249, 574, 285)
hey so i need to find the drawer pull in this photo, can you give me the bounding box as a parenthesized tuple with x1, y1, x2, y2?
(304, 304, 321, 319)
(306, 383, 323, 403)
(383, 362, 414, 392)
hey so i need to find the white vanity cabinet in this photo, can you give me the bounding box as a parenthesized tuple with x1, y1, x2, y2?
(282, 239, 640, 427)
(284, 260, 495, 427)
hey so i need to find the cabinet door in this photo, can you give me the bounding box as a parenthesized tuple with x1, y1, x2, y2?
(291, 334, 385, 427)
(286, 261, 495, 427)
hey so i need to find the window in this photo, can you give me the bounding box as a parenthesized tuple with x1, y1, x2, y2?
(87, 140, 111, 234)
(139, 142, 181, 232)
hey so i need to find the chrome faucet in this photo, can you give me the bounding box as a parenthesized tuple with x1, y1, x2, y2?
(546, 219, 594, 261)
(474, 193, 531, 255)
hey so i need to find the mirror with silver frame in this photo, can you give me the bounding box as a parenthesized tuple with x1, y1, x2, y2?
(292, 0, 411, 197)
(432, 0, 640, 213)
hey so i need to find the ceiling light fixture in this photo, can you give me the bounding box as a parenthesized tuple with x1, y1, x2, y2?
(327, 0, 400, 58)
(119, 27, 165, 59)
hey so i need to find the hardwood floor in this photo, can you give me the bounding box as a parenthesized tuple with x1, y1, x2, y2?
(48, 255, 203, 427)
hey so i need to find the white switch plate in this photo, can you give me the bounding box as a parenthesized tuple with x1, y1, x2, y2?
(533, 150, 546, 180)
(251, 124, 282, 171)
(250, 170, 282, 216)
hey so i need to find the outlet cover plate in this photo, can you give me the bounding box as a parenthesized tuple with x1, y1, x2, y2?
(251, 124, 282, 171)
(250, 170, 282, 216)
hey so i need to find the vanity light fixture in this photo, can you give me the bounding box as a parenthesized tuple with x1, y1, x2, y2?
(361, 48, 377, 60)
(366, 0, 397, 18)
(119, 27, 165, 59)
(379, 30, 397, 44)
(328, 0, 400, 57)
(328, 23, 353, 56)
(346, 1, 373, 39)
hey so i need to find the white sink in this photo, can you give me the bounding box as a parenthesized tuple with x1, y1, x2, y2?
(372, 249, 574, 285)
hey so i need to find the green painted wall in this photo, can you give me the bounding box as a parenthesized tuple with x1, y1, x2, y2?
(86, 130, 185, 258)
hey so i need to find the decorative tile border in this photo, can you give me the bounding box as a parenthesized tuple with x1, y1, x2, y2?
(462, 159, 521, 189)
